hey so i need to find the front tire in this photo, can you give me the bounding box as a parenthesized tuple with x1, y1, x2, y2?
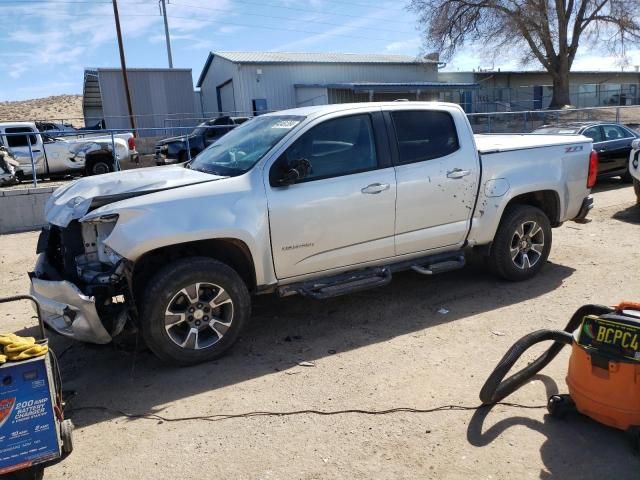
(634, 178, 640, 205)
(140, 257, 251, 365)
(488, 204, 552, 281)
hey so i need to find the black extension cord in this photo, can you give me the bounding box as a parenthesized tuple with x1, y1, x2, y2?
(66, 402, 546, 423)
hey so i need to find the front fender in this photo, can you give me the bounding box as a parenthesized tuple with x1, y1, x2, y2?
(91, 173, 277, 286)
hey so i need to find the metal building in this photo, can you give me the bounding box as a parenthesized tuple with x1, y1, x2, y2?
(196, 52, 478, 116)
(82, 68, 197, 136)
(440, 70, 640, 111)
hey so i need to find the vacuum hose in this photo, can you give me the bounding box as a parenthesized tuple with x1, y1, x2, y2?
(479, 304, 614, 405)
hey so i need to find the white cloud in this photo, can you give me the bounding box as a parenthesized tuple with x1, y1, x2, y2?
(443, 42, 640, 73)
(385, 38, 421, 53)
(270, 8, 390, 51)
(8, 62, 28, 79)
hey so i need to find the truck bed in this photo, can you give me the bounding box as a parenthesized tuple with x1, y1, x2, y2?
(474, 133, 589, 154)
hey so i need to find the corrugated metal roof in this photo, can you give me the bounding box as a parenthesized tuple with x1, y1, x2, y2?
(96, 67, 192, 73)
(450, 70, 640, 76)
(196, 51, 442, 87)
(213, 51, 433, 64)
(295, 82, 480, 91)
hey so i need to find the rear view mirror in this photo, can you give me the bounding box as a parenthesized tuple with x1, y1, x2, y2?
(277, 158, 312, 186)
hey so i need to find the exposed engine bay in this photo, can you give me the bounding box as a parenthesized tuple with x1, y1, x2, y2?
(32, 218, 131, 344)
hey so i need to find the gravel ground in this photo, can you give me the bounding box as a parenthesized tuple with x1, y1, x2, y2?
(0, 182, 639, 479)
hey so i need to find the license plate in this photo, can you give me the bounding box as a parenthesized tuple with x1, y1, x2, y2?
(578, 315, 640, 362)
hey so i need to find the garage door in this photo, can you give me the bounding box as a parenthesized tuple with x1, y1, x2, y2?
(217, 80, 236, 115)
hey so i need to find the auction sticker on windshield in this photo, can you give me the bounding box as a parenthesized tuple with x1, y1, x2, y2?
(271, 120, 301, 129)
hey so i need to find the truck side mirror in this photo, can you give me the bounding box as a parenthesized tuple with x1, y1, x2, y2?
(274, 157, 312, 186)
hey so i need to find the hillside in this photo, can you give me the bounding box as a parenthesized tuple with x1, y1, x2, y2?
(0, 95, 84, 126)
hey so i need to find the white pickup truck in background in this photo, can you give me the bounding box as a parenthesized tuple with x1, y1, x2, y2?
(0, 122, 138, 178)
(31, 102, 596, 365)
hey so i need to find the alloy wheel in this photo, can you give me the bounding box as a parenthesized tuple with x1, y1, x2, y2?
(509, 220, 545, 270)
(164, 282, 234, 350)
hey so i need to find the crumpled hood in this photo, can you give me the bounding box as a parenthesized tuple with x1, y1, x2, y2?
(45, 165, 224, 227)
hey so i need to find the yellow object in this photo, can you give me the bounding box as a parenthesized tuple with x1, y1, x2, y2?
(0, 334, 34, 346)
(0, 333, 47, 363)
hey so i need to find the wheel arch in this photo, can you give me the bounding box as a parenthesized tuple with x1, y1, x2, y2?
(132, 238, 257, 302)
(472, 188, 561, 254)
(84, 151, 114, 175)
(505, 189, 561, 227)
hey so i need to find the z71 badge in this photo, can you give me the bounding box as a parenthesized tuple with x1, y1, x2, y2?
(565, 146, 584, 153)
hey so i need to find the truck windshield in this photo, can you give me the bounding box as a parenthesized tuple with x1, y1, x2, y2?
(188, 115, 304, 176)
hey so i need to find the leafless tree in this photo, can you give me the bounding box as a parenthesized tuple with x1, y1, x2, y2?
(409, 0, 640, 107)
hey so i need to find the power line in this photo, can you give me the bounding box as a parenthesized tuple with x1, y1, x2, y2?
(173, 0, 411, 26)
(165, 13, 408, 41)
(0, 9, 413, 42)
(0, 0, 405, 10)
(0, 1, 418, 43)
(0, 0, 413, 25)
(169, 1, 415, 35)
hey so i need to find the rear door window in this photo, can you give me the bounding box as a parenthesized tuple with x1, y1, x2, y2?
(5, 127, 38, 148)
(390, 111, 460, 164)
(603, 125, 632, 141)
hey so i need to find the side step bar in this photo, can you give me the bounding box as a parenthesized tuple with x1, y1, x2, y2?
(411, 255, 466, 275)
(277, 251, 466, 300)
(278, 267, 392, 300)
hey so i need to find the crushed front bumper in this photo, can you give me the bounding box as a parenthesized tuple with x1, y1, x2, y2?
(29, 254, 112, 344)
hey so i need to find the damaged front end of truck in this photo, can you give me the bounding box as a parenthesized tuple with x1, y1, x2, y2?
(29, 166, 221, 344)
(31, 213, 131, 344)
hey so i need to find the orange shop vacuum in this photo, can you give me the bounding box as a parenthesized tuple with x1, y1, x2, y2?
(480, 302, 640, 451)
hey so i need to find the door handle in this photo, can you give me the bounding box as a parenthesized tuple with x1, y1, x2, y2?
(361, 183, 390, 194)
(446, 168, 471, 179)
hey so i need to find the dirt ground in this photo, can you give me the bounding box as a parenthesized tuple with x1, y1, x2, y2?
(0, 95, 83, 126)
(0, 182, 639, 480)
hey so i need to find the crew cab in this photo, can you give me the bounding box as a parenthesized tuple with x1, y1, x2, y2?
(154, 116, 249, 165)
(30, 102, 596, 365)
(0, 122, 138, 178)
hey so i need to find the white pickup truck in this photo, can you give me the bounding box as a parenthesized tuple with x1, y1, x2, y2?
(0, 122, 138, 178)
(30, 102, 596, 365)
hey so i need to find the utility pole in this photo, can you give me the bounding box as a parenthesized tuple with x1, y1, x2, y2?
(160, 0, 173, 68)
(112, 0, 136, 132)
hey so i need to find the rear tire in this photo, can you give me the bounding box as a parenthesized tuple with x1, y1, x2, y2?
(86, 157, 114, 176)
(621, 170, 634, 183)
(140, 257, 251, 366)
(488, 204, 552, 281)
(634, 178, 640, 205)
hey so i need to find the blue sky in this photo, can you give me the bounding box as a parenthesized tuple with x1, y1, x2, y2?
(0, 0, 636, 101)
